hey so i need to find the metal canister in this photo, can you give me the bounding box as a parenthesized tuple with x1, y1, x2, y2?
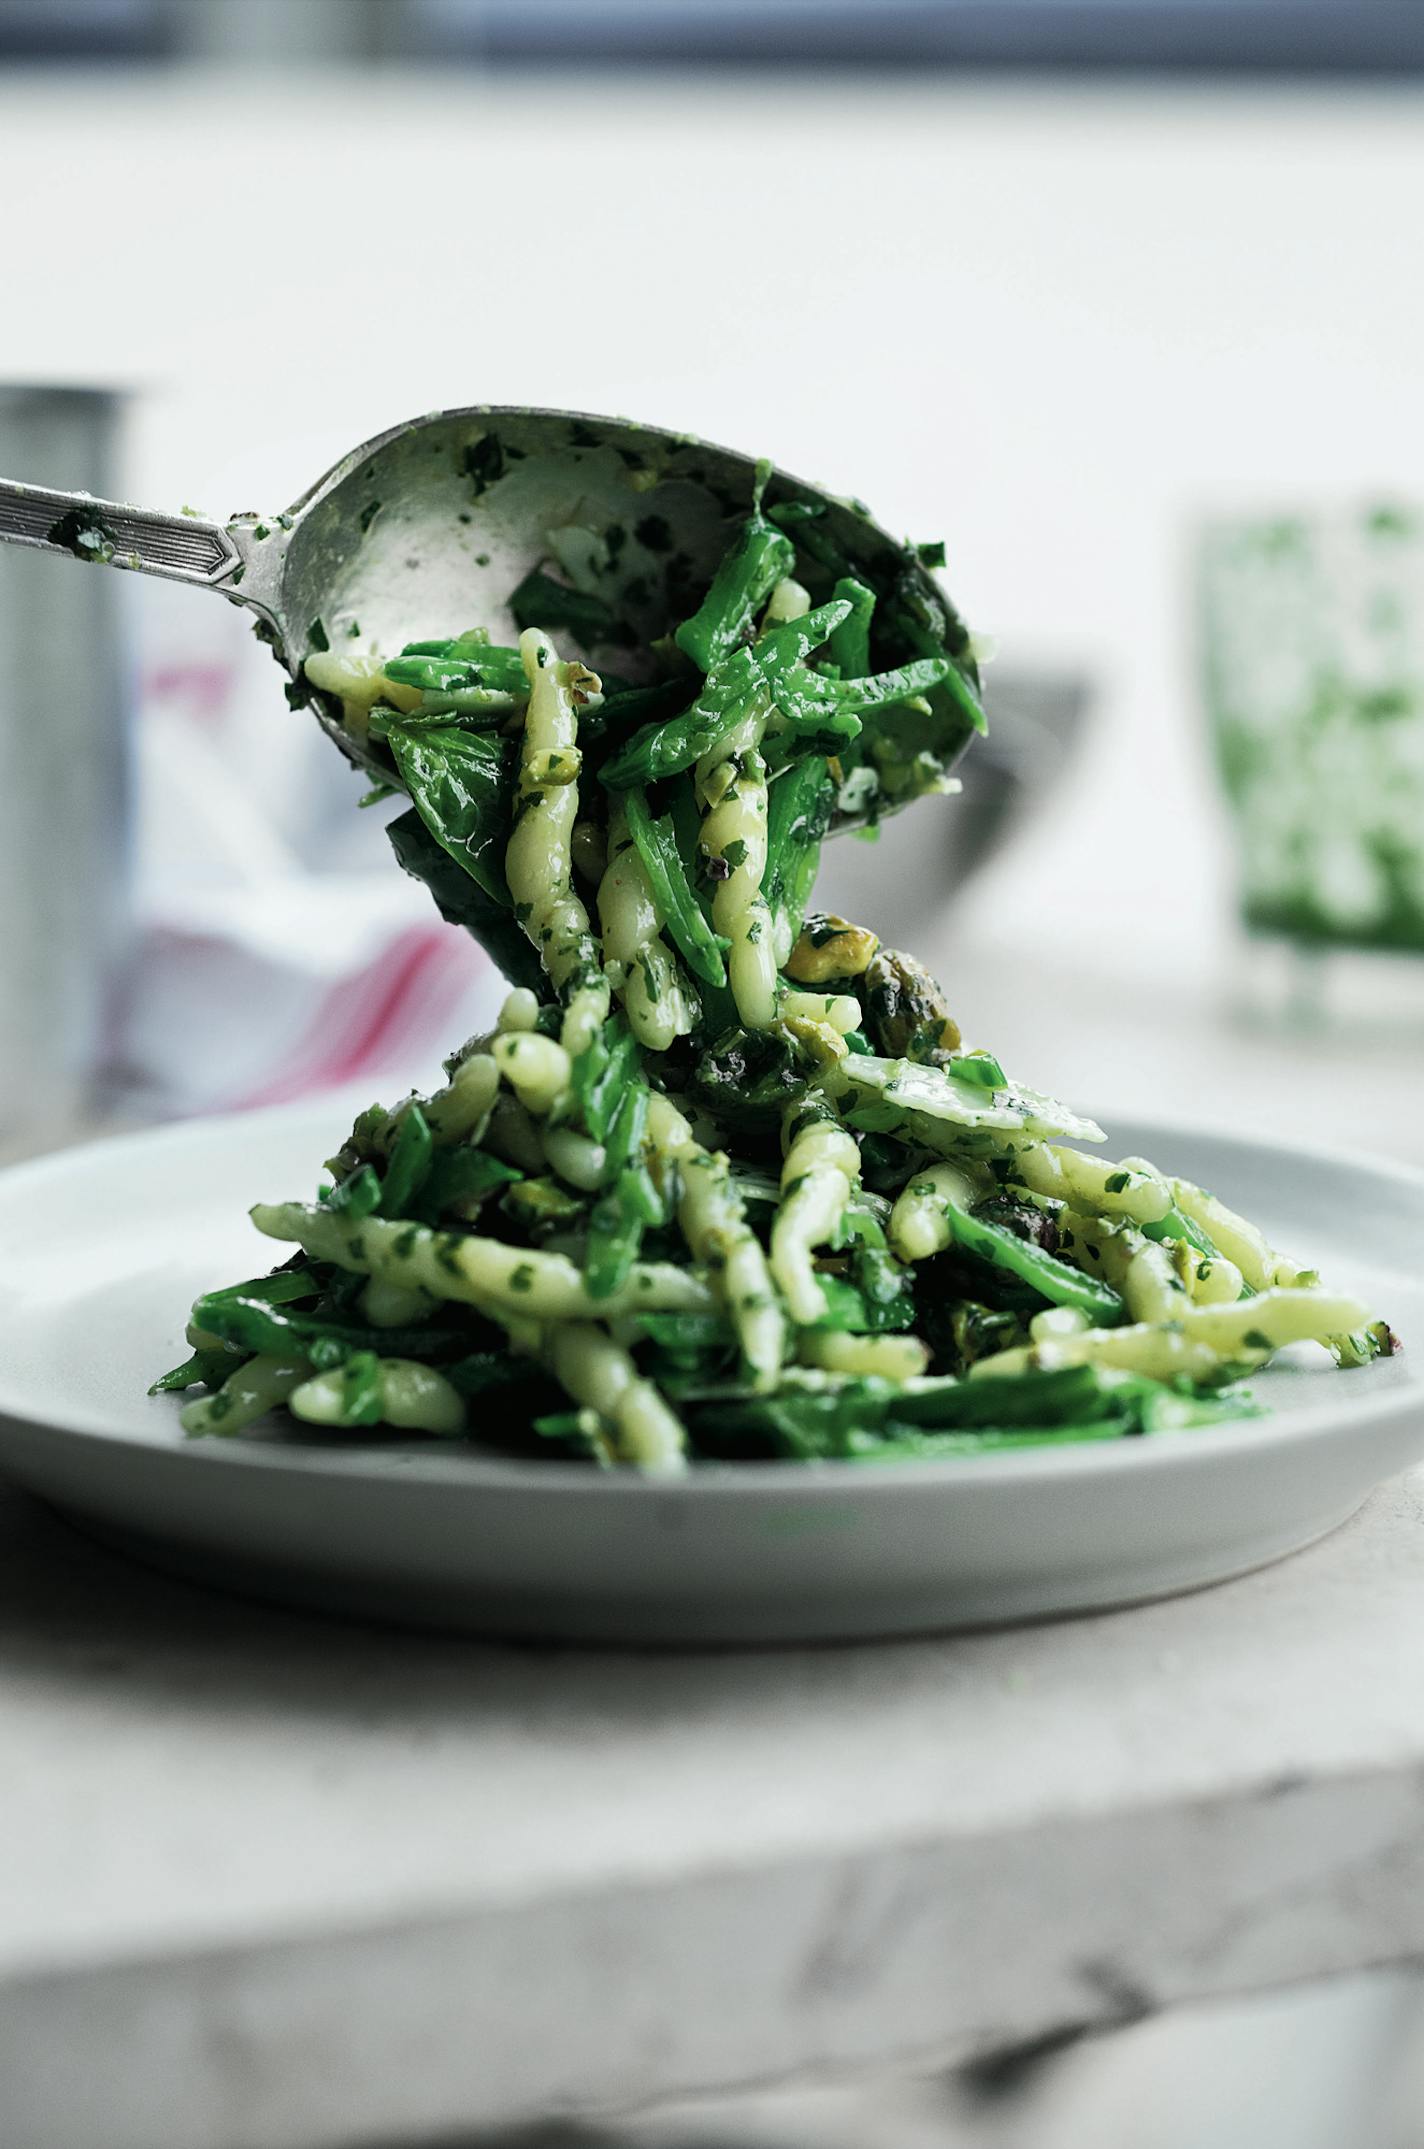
(0, 386, 129, 1136)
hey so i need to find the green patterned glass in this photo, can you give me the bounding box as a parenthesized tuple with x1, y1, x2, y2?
(1200, 505, 1424, 955)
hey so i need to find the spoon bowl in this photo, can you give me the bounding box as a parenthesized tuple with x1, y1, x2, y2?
(0, 403, 982, 814)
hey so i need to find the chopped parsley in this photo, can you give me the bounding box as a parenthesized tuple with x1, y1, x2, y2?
(460, 436, 507, 496)
(635, 513, 673, 553)
(46, 507, 118, 564)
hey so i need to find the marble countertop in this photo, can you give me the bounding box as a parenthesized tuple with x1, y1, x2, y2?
(3, 1455, 1423, 2149)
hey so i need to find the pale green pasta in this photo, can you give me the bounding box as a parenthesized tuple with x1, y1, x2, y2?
(506, 629, 610, 1057)
(541, 1124, 608, 1192)
(302, 649, 421, 739)
(648, 1092, 785, 1389)
(251, 1201, 714, 1321)
(360, 1278, 437, 1327)
(973, 1287, 1372, 1384)
(163, 477, 1396, 1471)
(771, 1097, 863, 1324)
(597, 799, 694, 1052)
(696, 700, 777, 1030)
(1183, 1248, 1246, 1306)
(289, 1359, 467, 1436)
(973, 1324, 1223, 1385)
(798, 1331, 929, 1381)
(382, 1051, 498, 1152)
(1056, 1211, 1188, 1326)
(547, 1323, 687, 1471)
(180, 1353, 312, 1438)
(762, 576, 812, 626)
(496, 987, 542, 1034)
(1010, 1143, 1174, 1226)
(889, 1161, 984, 1263)
(1169, 1177, 1281, 1291)
(491, 1031, 572, 1117)
(483, 1092, 547, 1174)
(779, 990, 863, 1034)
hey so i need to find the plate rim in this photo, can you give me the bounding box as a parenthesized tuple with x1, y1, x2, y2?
(0, 1100, 1416, 1500)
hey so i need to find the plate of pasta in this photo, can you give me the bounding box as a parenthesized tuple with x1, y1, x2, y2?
(0, 1099, 1416, 1640)
(0, 421, 1416, 1641)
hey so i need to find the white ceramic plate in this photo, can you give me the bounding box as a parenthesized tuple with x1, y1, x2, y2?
(0, 1103, 1417, 1644)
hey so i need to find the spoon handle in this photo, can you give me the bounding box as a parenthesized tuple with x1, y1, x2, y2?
(0, 477, 244, 592)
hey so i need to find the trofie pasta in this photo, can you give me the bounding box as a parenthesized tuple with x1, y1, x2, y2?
(153, 460, 1398, 1468)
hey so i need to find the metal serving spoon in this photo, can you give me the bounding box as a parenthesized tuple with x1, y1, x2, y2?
(0, 403, 979, 803)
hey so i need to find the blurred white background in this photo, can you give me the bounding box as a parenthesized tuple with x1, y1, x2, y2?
(3, 11, 1424, 2146)
(5, 53, 1423, 1131)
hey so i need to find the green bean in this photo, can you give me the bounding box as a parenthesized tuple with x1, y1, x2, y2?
(891, 1166, 1125, 1325)
(675, 478, 796, 673)
(623, 788, 729, 989)
(790, 656, 954, 717)
(148, 1346, 237, 1395)
(327, 1164, 382, 1217)
(384, 649, 527, 697)
(827, 577, 875, 678)
(585, 1172, 647, 1301)
(198, 1267, 319, 1308)
(751, 599, 851, 682)
(572, 1018, 642, 1145)
(418, 1146, 521, 1219)
(378, 1103, 434, 1218)
(600, 647, 762, 788)
(189, 1289, 462, 1366)
(764, 755, 835, 965)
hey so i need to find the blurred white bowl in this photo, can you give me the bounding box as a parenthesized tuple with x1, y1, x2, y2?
(816, 668, 1089, 947)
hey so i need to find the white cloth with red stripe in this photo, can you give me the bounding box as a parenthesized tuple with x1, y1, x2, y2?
(118, 635, 506, 1119)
